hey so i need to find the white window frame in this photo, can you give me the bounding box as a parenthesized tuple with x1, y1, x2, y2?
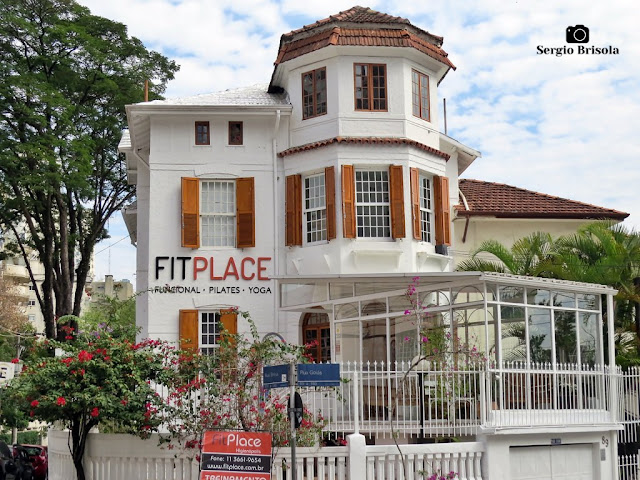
(419, 174, 434, 243)
(303, 172, 327, 245)
(355, 169, 391, 239)
(200, 180, 236, 247)
(200, 311, 222, 355)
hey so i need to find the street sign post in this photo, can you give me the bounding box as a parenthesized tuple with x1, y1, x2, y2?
(261, 362, 341, 480)
(296, 364, 341, 387)
(263, 364, 290, 389)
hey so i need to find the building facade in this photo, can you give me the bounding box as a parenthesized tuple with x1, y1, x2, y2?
(120, 7, 627, 479)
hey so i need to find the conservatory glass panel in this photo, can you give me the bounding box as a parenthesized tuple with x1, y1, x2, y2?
(528, 308, 552, 364)
(555, 310, 577, 364)
(501, 306, 526, 363)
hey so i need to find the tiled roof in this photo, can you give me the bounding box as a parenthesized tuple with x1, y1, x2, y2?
(274, 6, 454, 69)
(284, 6, 422, 39)
(145, 84, 290, 107)
(275, 27, 455, 69)
(278, 136, 450, 160)
(456, 179, 629, 220)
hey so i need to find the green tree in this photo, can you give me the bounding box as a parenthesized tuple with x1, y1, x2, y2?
(457, 231, 558, 276)
(552, 221, 640, 308)
(80, 295, 136, 341)
(457, 222, 640, 359)
(0, 0, 179, 338)
(3, 322, 180, 480)
(552, 222, 640, 354)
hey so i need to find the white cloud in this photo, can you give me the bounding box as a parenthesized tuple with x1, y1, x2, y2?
(76, 0, 640, 283)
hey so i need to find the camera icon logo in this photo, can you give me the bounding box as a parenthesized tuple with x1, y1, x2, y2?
(566, 25, 589, 43)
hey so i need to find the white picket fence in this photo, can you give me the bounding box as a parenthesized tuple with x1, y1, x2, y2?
(619, 454, 639, 480)
(48, 429, 484, 480)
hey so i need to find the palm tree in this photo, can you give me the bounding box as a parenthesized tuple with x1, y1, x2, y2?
(457, 231, 558, 276)
(457, 221, 640, 357)
(552, 221, 640, 333)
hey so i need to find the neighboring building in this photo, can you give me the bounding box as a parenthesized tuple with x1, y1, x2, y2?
(0, 236, 93, 334)
(454, 179, 629, 264)
(87, 275, 134, 302)
(120, 7, 627, 479)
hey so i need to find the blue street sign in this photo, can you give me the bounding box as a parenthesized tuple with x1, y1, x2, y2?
(263, 364, 290, 389)
(296, 363, 341, 387)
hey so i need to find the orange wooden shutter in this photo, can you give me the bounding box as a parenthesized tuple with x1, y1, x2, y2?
(179, 309, 199, 352)
(389, 165, 405, 239)
(410, 168, 421, 240)
(220, 309, 238, 334)
(341, 165, 356, 238)
(285, 175, 302, 246)
(434, 175, 451, 246)
(325, 167, 336, 240)
(181, 178, 200, 248)
(236, 177, 255, 248)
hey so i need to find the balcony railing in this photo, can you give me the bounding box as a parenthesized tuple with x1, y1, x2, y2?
(152, 360, 626, 441)
(298, 361, 618, 439)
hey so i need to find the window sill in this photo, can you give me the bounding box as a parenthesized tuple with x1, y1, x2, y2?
(416, 250, 453, 270)
(351, 243, 403, 267)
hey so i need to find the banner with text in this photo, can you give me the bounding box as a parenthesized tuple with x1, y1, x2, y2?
(200, 431, 272, 480)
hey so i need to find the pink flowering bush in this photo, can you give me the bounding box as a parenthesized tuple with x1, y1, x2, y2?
(425, 471, 458, 480)
(161, 313, 327, 451)
(405, 276, 486, 370)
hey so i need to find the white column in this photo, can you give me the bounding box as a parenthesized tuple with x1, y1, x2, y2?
(348, 370, 366, 480)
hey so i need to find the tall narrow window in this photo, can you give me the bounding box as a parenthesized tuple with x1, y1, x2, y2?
(200, 312, 221, 355)
(354, 64, 387, 111)
(195, 121, 210, 145)
(355, 170, 390, 238)
(201, 180, 236, 247)
(228, 121, 243, 145)
(303, 173, 327, 244)
(419, 175, 433, 242)
(302, 67, 327, 119)
(412, 70, 430, 121)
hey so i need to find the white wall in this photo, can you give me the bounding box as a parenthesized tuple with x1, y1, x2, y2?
(479, 430, 617, 480)
(453, 217, 593, 267)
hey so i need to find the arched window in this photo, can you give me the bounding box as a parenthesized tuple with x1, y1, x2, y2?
(302, 310, 330, 363)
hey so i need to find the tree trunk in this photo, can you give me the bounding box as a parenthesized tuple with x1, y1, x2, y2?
(70, 418, 98, 480)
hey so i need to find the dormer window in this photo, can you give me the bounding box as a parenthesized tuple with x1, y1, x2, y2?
(195, 121, 210, 145)
(302, 67, 327, 119)
(412, 70, 430, 121)
(354, 64, 387, 111)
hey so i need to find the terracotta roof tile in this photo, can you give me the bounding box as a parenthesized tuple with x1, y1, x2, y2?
(278, 136, 450, 160)
(284, 6, 419, 39)
(274, 6, 454, 69)
(456, 179, 628, 220)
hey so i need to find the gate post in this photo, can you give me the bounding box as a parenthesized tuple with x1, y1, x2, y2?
(348, 370, 366, 480)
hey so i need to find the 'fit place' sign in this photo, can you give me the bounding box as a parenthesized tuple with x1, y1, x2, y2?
(155, 256, 271, 281)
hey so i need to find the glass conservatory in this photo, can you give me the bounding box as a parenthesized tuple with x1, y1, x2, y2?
(277, 272, 619, 437)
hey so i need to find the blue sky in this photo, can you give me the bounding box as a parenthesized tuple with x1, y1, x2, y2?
(79, 0, 640, 286)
